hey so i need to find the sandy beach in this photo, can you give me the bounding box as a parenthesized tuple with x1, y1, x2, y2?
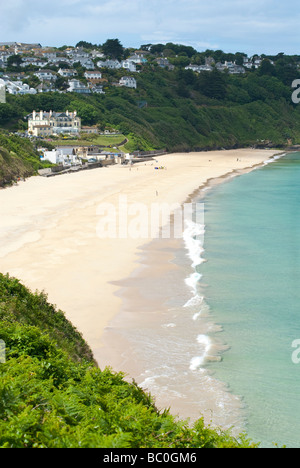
(0, 148, 280, 372)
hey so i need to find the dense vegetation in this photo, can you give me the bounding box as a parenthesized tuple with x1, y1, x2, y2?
(0, 133, 51, 187)
(0, 273, 258, 448)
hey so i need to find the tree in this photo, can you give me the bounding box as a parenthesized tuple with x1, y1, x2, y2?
(55, 76, 69, 91)
(150, 44, 165, 55)
(197, 69, 227, 100)
(258, 59, 276, 77)
(102, 39, 124, 59)
(76, 41, 96, 49)
(170, 56, 190, 68)
(235, 52, 247, 66)
(7, 54, 23, 69)
(275, 59, 300, 85)
(23, 74, 41, 89)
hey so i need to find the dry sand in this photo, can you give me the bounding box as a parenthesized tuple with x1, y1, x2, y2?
(0, 149, 281, 367)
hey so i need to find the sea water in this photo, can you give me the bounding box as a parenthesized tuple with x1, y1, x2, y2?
(199, 152, 300, 448)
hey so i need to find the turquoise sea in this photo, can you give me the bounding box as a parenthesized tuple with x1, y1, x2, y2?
(199, 152, 300, 448)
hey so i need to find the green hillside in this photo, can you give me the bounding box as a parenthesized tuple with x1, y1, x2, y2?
(1, 61, 300, 155)
(0, 273, 258, 448)
(0, 133, 50, 187)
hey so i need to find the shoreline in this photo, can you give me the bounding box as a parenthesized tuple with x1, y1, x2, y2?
(99, 150, 287, 429)
(0, 148, 284, 373)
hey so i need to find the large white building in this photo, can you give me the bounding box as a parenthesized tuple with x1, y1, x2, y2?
(28, 110, 81, 137)
(0, 79, 6, 103)
(40, 148, 81, 166)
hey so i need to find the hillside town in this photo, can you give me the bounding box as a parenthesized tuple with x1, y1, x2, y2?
(0, 40, 276, 99)
(0, 39, 297, 179)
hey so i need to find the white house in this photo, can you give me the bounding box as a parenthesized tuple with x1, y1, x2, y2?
(69, 56, 95, 69)
(127, 54, 147, 64)
(243, 57, 254, 69)
(97, 59, 121, 69)
(36, 82, 56, 93)
(40, 51, 57, 60)
(185, 64, 213, 72)
(34, 69, 57, 81)
(119, 76, 137, 88)
(48, 57, 72, 66)
(58, 68, 77, 78)
(40, 148, 81, 166)
(78, 58, 95, 69)
(20, 57, 47, 68)
(68, 48, 89, 59)
(121, 60, 137, 72)
(215, 61, 246, 74)
(89, 84, 105, 94)
(67, 79, 91, 94)
(84, 70, 102, 80)
(40, 149, 64, 165)
(90, 50, 105, 59)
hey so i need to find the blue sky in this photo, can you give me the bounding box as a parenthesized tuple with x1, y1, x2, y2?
(1, 0, 299, 56)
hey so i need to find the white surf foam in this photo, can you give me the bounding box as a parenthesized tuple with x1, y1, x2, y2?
(189, 335, 213, 371)
(184, 294, 204, 308)
(182, 218, 205, 268)
(263, 153, 286, 166)
(183, 218, 205, 300)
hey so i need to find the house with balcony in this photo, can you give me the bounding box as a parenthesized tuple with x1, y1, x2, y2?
(34, 69, 57, 81)
(67, 79, 91, 94)
(84, 70, 102, 81)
